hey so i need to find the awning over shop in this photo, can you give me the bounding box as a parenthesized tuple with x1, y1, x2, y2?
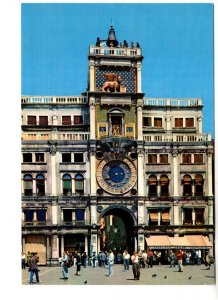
(145, 235, 212, 250)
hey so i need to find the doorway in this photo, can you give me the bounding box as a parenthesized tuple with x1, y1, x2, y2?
(99, 207, 135, 254)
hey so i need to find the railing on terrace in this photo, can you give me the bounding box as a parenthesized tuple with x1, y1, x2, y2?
(21, 96, 88, 105)
(143, 98, 202, 107)
(22, 132, 90, 141)
(89, 45, 142, 56)
(143, 133, 211, 142)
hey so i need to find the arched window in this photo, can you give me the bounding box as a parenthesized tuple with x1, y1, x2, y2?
(160, 175, 169, 196)
(63, 174, 72, 195)
(36, 174, 45, 196)
(23, 174, 33, 196)
(182, 174, 192, 196)
(75, 174, 84, 195)
(195, 174, 204, 196)
(148, 175, 157, 197)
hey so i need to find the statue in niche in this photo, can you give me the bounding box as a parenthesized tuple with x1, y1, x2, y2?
(102, 73, 126, 92)
(112, 121, 121, 136)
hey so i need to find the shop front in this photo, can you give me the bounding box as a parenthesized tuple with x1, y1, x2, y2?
(145, 235, 212, 264)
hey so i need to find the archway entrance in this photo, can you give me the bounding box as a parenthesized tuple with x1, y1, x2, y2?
(99, 207, 135, 254)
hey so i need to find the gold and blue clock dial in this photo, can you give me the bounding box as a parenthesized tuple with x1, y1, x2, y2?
(96, 155, 137, 195)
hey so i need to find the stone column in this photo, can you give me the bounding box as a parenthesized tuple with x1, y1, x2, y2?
(138, 232, 144, 251)
(137, 100, 143, 141)
(85, 234, 88, 253)
(52, 203, 58, 225)
(90, 151, 96, 196)
(61, 235, 64, 254)
(52, 235, 59, 260)
(46, 236, 51, 259)
(137, 64, 142, 93)
(207, 148, 213, 197)
(158, 210, 161, 226)
(181, 209, 184, 225)
(173, 202, 180, 225)
(172, 147, 179, 197)
(91, 233, 98, 253)
(89, 99, 96, 140)
(89, 64, 95, 91)
(49, 142, 57, 196)
(137, 151, 144, 196)
(33, 211, 37, 221)
(22, 236, 26, 253)
(138, 201, 144, 225)
(208, 199, 214, 225)
(197, 116, 202, 134)
(192, 209, 196, 225)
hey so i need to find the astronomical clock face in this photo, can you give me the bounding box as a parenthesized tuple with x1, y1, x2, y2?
(96, 155, 137, 195)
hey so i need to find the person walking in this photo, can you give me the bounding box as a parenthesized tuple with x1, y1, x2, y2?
(82, 251, 88, 268)
(142, 250, 149, 268)
(61, 251, 69, 279)
(148, 249, 154, 268)
(169, 250, 176, 267)
(123, 250, 130, 271)
(108, 250, 115, 277)
(131, 251, 140, 280)
(21, 252, 26, 269)
(177, 249, 183, 272)
(75, 251, 82, 276)
(29, 253, 40, 284)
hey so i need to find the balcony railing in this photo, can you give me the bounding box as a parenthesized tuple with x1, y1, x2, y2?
(143, 98, 202, 107)
(143, 133, 211, 142)
(21, 96, 87, 105)
(21, 132, 90, 141)
(89, 46, 142, 56)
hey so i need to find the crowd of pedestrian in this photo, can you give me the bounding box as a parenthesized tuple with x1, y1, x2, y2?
(22, 248, 214, 284)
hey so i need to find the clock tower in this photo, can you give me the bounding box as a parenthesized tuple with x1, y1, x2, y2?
(87, 25, 145, 252)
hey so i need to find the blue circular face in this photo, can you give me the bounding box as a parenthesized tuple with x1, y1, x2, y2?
(108, 165, 125, 183)
(102, 161, 131, 190)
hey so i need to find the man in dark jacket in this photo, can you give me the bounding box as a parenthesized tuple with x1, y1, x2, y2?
(29, 253, 40, 284)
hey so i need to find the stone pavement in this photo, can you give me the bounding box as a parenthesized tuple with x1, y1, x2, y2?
(22, 263, 215, 285)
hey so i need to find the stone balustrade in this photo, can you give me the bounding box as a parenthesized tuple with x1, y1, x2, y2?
(21, 96, 87, 104)
(89, 45, 141, 56)
(143, 98, 202, 107)
(143, 133, 211, 142)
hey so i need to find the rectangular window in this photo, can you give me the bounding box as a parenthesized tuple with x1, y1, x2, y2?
(175, 118, 183, 128)
(62, 116, 71, 125)
(39, 116, 48, 126)
(143, 117, 151, 127)
(74, 115, 83, 125)
(154, 118, 162, 127)
(99, 126, 106, 132)
(182, 154, 191, 164)
(148, 154, 157, 164)
(194, 154, 203, 164)
(63, 210, 72, 222)
(160, 154, 168, 164)
(74, 153, 84, 163)
(35, 153, 44, 162)
(62, 153, 71, 163)
(37, 210, 46, 221)
(195, 208, 204, 225)
(23, 153, 32, 163)
(76, 209, 85, 221)
(25, 210, 33, 222)
(185, 118, 194, 127)
(27, 116, 36, 125)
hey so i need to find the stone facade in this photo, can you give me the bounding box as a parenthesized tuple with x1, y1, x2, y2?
(21, 26, 214, 265)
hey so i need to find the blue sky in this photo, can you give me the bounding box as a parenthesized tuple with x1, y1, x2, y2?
(21, 3, 214, 136)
